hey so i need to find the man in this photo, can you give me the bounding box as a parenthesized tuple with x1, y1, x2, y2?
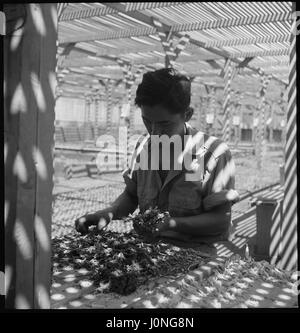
(75, 68, 239, 246)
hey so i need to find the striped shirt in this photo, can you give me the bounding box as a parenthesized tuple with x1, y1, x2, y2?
(122, 122, 239, 244)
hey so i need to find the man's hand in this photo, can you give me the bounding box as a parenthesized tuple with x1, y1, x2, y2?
(137, 215, 175, 243)
(74, 211, 112, 235)
(155, 215, 176, 235)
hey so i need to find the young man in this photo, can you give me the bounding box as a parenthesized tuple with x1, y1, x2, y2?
(75, 68, 239, 246)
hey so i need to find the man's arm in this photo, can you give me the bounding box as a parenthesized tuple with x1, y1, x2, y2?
(160, 202, 231, 237)
(102, 189, 138, 220)
(75, 189, 138, 234)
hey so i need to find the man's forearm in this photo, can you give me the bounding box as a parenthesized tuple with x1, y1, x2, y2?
(95, 189, 138, 221)
(167, 203, 231, 236)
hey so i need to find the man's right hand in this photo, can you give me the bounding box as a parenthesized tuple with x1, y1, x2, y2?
(74, 211, 111, 235)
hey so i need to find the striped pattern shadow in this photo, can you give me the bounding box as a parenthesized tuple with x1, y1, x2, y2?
(279, 2, 297, 272)
(215, 186, 285, 259)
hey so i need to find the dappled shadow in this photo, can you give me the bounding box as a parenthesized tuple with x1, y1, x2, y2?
(4, 4, 57, 308)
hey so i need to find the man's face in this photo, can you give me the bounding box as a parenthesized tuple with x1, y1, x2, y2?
(141, 104, 185, 138)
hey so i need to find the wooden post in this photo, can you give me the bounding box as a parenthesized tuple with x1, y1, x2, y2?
(126, 83, 134, 166)
(256, 75, 271, 170)
(94, 95, 99, 140)
(203, 85, 211, 134)
(236, 93, 244, 145)
(222, 59, 234, 143)
(210, 87, 217, 136)
(239, 105, 244, 144)
(269, 103, 275, 143)
(280, 2, 297, 271)
(106, 79, 113, 135)
(197, 96, 204, 132)
(4, 3, 57, 308)
(84, 96, 91, 142)
(152, 17, 190, 68)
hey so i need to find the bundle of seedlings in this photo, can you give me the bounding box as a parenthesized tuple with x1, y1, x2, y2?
(52, 226, 208, 296)
(129, 207, 170, 241)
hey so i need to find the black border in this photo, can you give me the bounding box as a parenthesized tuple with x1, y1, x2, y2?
(0, 1, 299, 319)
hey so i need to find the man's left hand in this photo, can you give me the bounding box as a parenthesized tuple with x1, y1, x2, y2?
(153, 215, 177, 236)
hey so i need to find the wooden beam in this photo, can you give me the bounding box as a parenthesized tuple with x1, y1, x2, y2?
(62, 49, 183, 68)
(102, 2, 288, 86)
(77, 44, 165, 57)
(206, 33, 290, 49)
(58, 42, 76, 68)
(185, 37, 288, 85)
(71, 43, 209, 62)
(4, 3, 57, 309)
(59, 4, 291, 45)
(237, 57, 255, 68)
(251, 60, 290, 68)
(233, 49, 289, 59)
(206, 60, 222, 70)
(59, 2, 185, 21)
(60, 42, 76, 56)
(59, 26, 156, 44)
(125, 2, 185, 12)
(170, 11, 291, 33)
(65, 48, 221, 65)
(59, 68, 123, 80)
(58, 3, 69, 20)
(64, 46, 290, 71)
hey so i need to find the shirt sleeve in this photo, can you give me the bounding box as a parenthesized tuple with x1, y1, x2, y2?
(122, 134, 148, 198)
(202, 142, 239, 211)
(122, 167, 138, 198)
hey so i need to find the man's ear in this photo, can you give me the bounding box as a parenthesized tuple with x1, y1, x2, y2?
(184, 107, 194, 122)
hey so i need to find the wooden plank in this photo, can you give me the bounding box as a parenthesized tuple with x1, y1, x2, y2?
(237, 57, 255, 69)
(206, 33, 289, 49)
(4, 4, 57, 309)
(59, 6, 291, 44)
(58, 3, 69, 20)
(4, 2, 23, 307)
(60, 2, 185, 21)
(280, 2, 297, 271)
(34, 3, 57, 308)
(170, 10, 291, 32)
(102, 2, 288, 86)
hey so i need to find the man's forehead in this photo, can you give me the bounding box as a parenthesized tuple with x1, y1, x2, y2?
(141, 105, 180, 122)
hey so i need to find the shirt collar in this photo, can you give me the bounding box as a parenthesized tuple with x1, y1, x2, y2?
(184, 122, 208, 158)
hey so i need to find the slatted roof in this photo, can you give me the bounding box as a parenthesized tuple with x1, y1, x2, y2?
(57, 2, 292, 99)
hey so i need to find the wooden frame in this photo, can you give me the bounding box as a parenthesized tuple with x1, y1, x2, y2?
(4, 3, 57, 308)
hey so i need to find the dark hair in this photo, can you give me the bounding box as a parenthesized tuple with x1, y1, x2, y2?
(135, 68, 191, 114)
